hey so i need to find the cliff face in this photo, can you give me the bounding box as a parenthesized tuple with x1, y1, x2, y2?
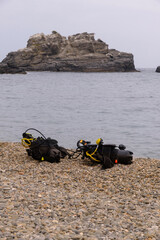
(0, 31, 136, 73)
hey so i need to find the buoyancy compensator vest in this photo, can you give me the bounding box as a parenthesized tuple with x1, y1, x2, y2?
(75, 138, 133, 169)
(21, 128, 70, 163)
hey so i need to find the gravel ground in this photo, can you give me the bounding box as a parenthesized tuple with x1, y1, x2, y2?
(0, 142, 160, 240)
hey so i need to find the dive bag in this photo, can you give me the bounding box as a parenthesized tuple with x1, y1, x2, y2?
(22, 128, 70, 163)
(76, 139, 133, 169)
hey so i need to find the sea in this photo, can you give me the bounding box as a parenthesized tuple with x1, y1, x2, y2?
(0, 68, 160, 158)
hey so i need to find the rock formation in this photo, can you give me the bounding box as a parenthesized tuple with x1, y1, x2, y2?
(0, 62, 26, 74)
(156, 66, 160, 72)
(0, 31, 136, 73)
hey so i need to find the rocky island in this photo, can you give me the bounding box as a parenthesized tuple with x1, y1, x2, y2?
(0, 31, 136, 73)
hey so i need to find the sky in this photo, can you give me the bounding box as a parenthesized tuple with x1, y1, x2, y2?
(0, 0, 160, 68)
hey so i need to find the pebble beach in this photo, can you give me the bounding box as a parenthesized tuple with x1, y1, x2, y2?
(0, 142, 159, 240)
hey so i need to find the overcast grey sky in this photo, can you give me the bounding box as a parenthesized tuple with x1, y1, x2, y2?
(0, 0, 160, 68)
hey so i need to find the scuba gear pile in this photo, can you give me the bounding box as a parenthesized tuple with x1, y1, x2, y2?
(21, 128, 133, 169)
(75, 138, 133, 169)
(21, 128, 70, 163)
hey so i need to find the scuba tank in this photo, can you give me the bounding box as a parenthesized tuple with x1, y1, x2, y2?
(76, 138, 133, 169)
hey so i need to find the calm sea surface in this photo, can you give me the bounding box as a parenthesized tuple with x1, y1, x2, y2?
(0, 69, 160, 158)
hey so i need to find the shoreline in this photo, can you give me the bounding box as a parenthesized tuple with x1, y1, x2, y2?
(0, 142, 160, 239)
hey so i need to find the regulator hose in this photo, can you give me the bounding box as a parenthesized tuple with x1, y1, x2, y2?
(24, 128, 47, 140)
(21, 128, 47, 148)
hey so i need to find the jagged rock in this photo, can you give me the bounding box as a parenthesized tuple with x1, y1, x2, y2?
(156, 66, 160, 72)
(0, 31, 136, 73)
(0, 63, 26, 74)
